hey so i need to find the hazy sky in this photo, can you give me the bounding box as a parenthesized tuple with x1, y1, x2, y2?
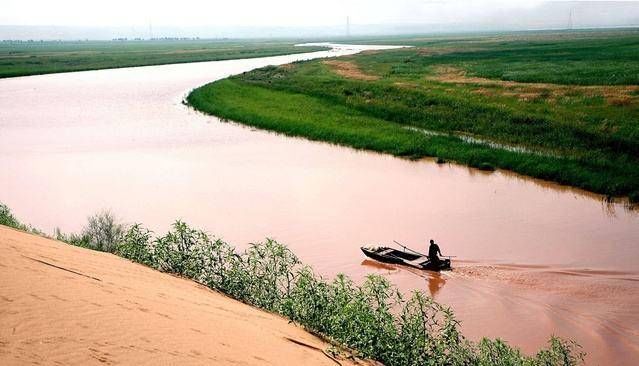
(0, 0, 590, 27)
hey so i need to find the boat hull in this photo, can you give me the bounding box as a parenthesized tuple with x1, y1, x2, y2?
(361, 246, 451, 271)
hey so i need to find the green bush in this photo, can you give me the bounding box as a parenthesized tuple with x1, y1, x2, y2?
(116, 223, 154, 265)
(0, 202, 45, 235)
(0, 203, 22, 229)
(153, 220, 210, 278)
(54, 227, 91, 248)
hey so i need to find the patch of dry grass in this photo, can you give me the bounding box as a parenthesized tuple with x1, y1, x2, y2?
(323, 60, 379, 81)
(427, 65, 639, 105)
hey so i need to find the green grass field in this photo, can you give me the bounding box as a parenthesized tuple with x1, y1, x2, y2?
(188, 29, 639, 202)
(0, 39, 326, 78)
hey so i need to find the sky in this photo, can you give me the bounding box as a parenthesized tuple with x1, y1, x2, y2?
(1, 1, 638, 39)
(0, 0, 623, 27)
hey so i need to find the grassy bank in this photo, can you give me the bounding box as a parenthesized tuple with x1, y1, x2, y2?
(187, 30, 639, 201)
(0, 39, 326, 78)
(0, 202, 583, 365)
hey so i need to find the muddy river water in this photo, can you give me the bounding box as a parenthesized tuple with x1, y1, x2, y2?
(1, 44, 638, 365)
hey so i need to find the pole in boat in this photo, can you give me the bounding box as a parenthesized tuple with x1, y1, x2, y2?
(393, 240, 457, 259)
(393, 240, 428, 257)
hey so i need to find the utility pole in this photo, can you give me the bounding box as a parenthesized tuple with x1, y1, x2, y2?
(346, 16, 351, 37)
(568, 7, 574, 30)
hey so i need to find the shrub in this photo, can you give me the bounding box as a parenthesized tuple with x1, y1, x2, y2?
(81, 210, 126, 252)
(153, 220, 210, 278)
(241, 239, 300, 310)
(116, 224, 154, 265)
(198, 237, 245, 297)
(54, 227, 91, 248)
(0, 202, 46, 235)
(535, 337, 585, 366)
(0, 203, 22, 229)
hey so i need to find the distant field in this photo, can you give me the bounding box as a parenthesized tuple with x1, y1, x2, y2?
(0, 40, 326, 78)
(188, 29, 639, 201)
(341, 29, 639, 85)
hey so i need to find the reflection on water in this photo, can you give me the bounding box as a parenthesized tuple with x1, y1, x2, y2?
(1, 46, 639, 365)
(496, 168, 638, 216)
(427, 272, 446, 297)
(360, 259, 397, 272)
(360, 259, 446, 297)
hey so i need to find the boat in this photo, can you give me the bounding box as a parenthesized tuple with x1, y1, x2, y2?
(360, 246, 451, 271)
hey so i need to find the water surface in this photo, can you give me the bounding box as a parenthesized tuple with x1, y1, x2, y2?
(1, 45, 638, 365)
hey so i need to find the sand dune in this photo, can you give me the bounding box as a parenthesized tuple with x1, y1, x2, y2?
(0, 225, 369, 365)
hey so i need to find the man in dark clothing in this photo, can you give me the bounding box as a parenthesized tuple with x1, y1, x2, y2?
(428, 239, 442, 265)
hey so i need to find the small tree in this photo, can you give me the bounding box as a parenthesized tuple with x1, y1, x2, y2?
(82, 210, 125, 252)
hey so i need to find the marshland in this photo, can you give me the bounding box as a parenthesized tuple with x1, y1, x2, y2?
(188, 30, 639, 201)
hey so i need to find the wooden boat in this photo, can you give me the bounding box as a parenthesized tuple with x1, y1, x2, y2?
(360, 246, 451, 271)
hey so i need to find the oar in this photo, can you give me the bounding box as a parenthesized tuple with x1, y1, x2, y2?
(393, 240, 428, 257)
(393, 240, 457, 259)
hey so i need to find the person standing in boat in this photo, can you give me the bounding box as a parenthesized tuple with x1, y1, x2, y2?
(428, 239, 442, 265)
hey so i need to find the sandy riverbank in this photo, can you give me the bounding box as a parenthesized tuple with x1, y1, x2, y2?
(0, 225, 370, 365)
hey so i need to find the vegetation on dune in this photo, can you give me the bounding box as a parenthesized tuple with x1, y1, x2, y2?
(0, 203, 22, 228)
(0, 40, 326, 78)
(187, 30, 639, 201)
(0, 202, 584, 365)
(53, 210, 125, 252)
(0, 203, 45, 235)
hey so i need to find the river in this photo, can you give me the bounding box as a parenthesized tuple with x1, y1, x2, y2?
(1, 44, 638, 365)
